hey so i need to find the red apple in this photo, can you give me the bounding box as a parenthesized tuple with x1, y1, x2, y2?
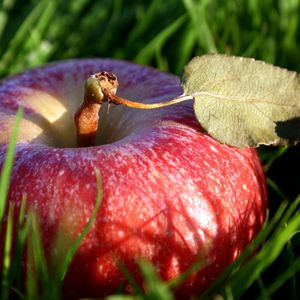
(0, 59, 267, 298)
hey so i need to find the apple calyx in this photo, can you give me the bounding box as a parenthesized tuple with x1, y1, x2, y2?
(74, 71, 193, 147)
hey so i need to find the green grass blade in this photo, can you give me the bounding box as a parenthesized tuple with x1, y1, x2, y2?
(257, 276, 271, 300)
(256, 256, 300, 300)
(266, 177, 287, 200)
(54, 168, 103, 283)
(182, 0, 217, 52)
(28, 213, 50, 292)
(228, 209, 300, 298)
(1, 202, 14, 300)
(26, 223, 39, 300)
(0, 107, 23, 222)
(199, 201, 288, 299)
(138, 259, 174, 300)
(273, 194, 300, 236)
(17, 195, 27, 226)
(0, 1, 49, 75)
(285, 240, 298, 300)
(127, 0, 164, 43)
(0, 0, 16, 40)
(262, 146, 288, 173)
(7, 1, 57, 74)
(134, 14, 187, 67)
(242, 26, 267, 57)
(167, 257, 206, 289)
(116, 260, 144, 296)
(173, 23, 197, 74)
(10, 196, 29, 295)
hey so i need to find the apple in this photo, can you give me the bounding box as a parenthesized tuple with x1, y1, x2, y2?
(0, 59, 267, 298)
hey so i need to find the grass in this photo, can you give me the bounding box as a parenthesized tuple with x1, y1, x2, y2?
(0, 0, 300, 299)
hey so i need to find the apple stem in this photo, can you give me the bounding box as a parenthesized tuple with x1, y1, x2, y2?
(74, 102, 101, 147)
(107, 92, 193, 109)
(74, 71, 193, 147)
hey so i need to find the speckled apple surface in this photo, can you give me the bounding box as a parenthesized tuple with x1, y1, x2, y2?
(0, 59, 267, 298)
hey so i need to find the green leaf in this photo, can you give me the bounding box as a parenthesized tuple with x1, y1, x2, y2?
(182, 54, 300, 147)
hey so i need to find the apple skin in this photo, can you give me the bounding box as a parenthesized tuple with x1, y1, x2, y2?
(0, 59, 267, 298)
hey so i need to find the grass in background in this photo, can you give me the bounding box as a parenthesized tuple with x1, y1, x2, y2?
(0, 0, 300, 299)
(1, 0, 300, 77)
